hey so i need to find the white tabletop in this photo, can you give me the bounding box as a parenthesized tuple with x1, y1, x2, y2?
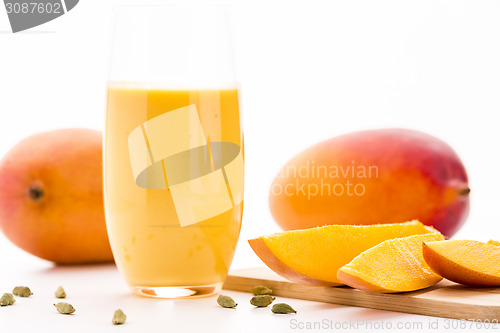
(1, 231, 490, 333)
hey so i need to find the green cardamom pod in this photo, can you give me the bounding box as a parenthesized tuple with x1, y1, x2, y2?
(54, 302, 75, 314)
(217, 295, 237, 308)
(0, 293, 15, 306)
(250, 295, 276, 307)
(12, 286, 33, 297)
(271, 303, 297, 314)
(55, 286, 66, 298)
(112, 309, 127, 325)
(251, 285, 273, 296)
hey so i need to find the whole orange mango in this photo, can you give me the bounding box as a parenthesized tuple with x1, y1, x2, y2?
(0, 129, 113, 264)
(269, 129, 469, 237)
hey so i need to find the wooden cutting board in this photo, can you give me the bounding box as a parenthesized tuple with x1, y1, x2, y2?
(223, 267, 500, 320)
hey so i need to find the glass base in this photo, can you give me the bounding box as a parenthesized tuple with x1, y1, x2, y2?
(132, 282, 223, 299)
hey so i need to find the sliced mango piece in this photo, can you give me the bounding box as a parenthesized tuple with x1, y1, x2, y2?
(249, 220, 436, 286)
(422, 240, 500, 287)
(337, 232, 444, 293)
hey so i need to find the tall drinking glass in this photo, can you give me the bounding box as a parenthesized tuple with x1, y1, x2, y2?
(105, 5, 243, 298)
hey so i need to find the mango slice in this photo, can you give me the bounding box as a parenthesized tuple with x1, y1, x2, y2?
(422, 240, 500, 287)
(487, 240, 500, 246)
(248, 220, 436, 286)
(337, 232, 444, 293)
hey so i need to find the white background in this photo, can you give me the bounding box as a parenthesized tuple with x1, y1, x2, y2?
(0, 1, 499, 332)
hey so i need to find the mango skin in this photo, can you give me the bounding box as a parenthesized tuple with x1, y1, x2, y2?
(0, 129, 114, 264)
(269, 129, 469, 238)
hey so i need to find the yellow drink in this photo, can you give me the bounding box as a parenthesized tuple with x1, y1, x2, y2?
(104, 87, 243, 297)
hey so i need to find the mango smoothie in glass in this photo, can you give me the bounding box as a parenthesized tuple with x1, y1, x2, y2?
(105, 6, 243, 298)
